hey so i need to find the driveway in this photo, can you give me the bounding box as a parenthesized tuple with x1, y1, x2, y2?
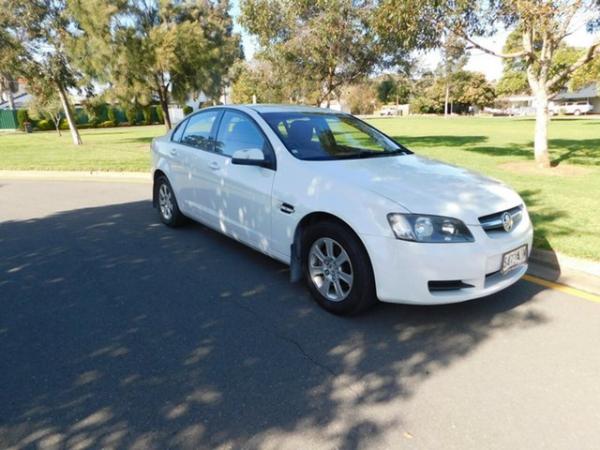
(1, 179, 599, 450)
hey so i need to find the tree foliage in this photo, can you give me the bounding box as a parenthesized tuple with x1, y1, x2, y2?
(410, 70, 495, 113)
(71, 0, 241, 129)
(496, 28, 583, 96)
(0, 0, 83, 144)
(230, 60, 286, 104)
(240, 0, 402, 106)
(376, 76, 411, 104)
(27, 79, 64, 134)
(343, 82, 378, 114)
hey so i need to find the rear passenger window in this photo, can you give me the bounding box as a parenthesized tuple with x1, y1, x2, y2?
(171, 119, 187, 142)
(215, 111, 268, 157)
(181, 110, 220, 150)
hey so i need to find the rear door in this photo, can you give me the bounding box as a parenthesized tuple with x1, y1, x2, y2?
(176, 109, 222, 225)
(210, 110, 276, 252)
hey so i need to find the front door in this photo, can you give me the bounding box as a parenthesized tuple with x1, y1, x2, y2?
(210, 111, 276, 252)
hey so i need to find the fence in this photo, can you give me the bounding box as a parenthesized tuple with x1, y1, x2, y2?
(0, 109, 18, 130)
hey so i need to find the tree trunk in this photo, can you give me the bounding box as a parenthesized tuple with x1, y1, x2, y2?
(534, 90, 551, 168)
(444, 83, 450, 117)
(56, 82, 81, 145)
(158, 86, 172, 130)
(53, 114, 61, 136)
(7, 91, 15, 110)
(325, 67, 334, 108)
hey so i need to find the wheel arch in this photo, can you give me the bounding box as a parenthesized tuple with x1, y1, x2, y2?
(289, 211, 373, 283)
(152, 169, 167, 207)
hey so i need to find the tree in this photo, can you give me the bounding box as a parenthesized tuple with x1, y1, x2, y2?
(0, 28, 19, 110)
(240, 0, 386, 106)
(343, 82, 378, 114)
(447, 1, 600, 167)
(27, 80, 64, 135)
(439, 34, 468, 116)
(376, 75, 411, 104)
(0, 0, 83, 145)
(230, 60, 286, 104)
(378, 0, 600, 167)
(410, 70, 494, 114)
(496, 29, 582, 96)
(72, 0, 241, 130)
(458, 72, 496, 109)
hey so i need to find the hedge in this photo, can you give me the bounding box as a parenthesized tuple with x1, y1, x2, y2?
(17, 109, 30, 129)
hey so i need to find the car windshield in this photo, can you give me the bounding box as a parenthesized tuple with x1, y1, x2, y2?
(259, 111, 411, 161)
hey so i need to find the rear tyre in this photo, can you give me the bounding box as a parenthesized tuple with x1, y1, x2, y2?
(156, 176, 186, 227)
(574, 109, 581, 116)
(302, 221, 377, 315)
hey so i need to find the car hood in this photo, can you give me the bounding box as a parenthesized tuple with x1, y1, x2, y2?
(310, 154, 522, 225)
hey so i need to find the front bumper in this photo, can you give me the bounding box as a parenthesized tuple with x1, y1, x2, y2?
(361, 219, 533, 305)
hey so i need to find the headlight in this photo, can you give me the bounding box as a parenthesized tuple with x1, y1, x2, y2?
(387, 213, 474, 243)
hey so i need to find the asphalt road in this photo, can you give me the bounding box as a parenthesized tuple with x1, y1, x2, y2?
(1, 179, 599, 450)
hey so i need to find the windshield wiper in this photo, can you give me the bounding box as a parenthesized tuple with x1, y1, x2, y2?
(354, 149, 408, 158)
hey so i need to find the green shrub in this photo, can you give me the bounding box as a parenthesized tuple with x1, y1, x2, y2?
(75, 109, 88, 125)
(99, 120, 116, 128)
(155, 106, 164, 124)
(142, 106, 153, 125)
(126, 108, 137, 125)
(88, 118, 100, 128)
(59, 118, 69, 130)
(36, 119, 54, 131)
(16, 109, 29, 129)
(183, 105, 193, 116)
(107, 107, 119, 125)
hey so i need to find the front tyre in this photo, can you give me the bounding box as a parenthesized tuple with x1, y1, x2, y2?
(302, 221, 377, 315)
(156, 176, 186, 227)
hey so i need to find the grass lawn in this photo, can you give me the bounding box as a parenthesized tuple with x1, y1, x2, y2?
(1, 116, 599, 260)
(0, 125, 164, 172)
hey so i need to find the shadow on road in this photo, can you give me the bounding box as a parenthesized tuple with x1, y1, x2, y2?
(0, 201, 548, 449)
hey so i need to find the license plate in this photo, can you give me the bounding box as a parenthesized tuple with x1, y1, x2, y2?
(501, 245, 528, 274)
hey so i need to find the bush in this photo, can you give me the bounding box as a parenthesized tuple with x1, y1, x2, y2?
(183, 105, 193, 116)
(142, 106, 153, 125)
(155, 106, 164, 124)
(126, 108, 138, 126)
(75, 109, 89, 125)
(99, 120, 116, 128)
(410, 96, 441, 114)
(107, 107, 119, 125)
(36, 119, 54, 131)
(17, 109, 29, 130)
(59, 118, 69, 130)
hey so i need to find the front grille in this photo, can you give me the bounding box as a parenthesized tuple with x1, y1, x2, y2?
(478, 205, 523, 233)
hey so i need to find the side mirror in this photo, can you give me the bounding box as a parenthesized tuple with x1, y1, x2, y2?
(231, 148, 270, 168)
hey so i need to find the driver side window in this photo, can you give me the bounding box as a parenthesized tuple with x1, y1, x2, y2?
(215, 111, 268, 157)
(180, 110, 219, 151)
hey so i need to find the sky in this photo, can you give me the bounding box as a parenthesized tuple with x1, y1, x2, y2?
(230, 1, 597, 82)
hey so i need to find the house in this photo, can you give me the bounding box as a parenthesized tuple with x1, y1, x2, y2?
(498, 83, 599, 115)
(0, 79, 32, 110)
(552, 84, 600, 113)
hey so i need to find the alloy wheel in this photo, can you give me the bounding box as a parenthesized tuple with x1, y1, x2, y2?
(158, 183, 174, 221)
(308, 237, 354, 302)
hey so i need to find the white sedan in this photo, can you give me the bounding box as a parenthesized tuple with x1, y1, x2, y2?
(152, 105, 533, 315)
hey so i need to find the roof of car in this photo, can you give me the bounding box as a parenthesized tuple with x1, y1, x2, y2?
(237, 104, 341, 114)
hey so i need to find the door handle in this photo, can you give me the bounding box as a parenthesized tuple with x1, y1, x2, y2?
(169, 148, 177, 156)
(208, 161, 220, 171)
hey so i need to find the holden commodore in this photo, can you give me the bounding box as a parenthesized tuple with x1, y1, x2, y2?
(152, 105, 532, 315)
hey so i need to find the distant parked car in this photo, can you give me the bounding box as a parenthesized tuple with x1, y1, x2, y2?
(152, 105, 532, 315)
(379, 106, 397, 116)
(550, 101, 593, 116)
